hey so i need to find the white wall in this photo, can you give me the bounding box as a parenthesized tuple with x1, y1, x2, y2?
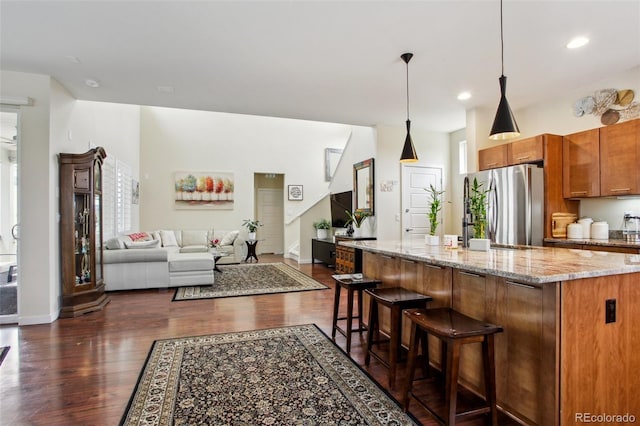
(138, 106, 367, 255)
(464, 66, 640, 231)
(375, 125, 451, 242)
(1, 70, 56, 324)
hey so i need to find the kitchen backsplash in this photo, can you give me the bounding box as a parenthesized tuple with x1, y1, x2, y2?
(580, 198, 640, 229)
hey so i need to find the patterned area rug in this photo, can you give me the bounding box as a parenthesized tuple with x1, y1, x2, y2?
(121, 324, 418, 426)
(172, 262, 328, 301)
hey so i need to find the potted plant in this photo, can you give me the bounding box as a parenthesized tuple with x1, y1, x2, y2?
(469, 177, 489, 239)
(345, 210, 370, 238)
(242, 219, 262, 240)
(425, 184, 445, 245)
(313, 218, 331, 240)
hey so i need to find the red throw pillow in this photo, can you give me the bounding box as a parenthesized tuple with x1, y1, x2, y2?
(128, 232, 149, 241)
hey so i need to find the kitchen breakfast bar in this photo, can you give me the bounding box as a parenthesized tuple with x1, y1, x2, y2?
(340, 239, 640, 425)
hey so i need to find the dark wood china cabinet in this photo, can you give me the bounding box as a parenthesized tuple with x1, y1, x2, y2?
(59, 147, 110, 318)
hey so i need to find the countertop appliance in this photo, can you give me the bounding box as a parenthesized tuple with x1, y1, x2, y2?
(466, 164, 544, 246)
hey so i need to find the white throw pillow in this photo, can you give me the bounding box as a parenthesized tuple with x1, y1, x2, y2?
(105, 237, 125, 250)
(160, 230, 178, 247)
(124, 239, 161, 249)
(220, 230, 239, 246)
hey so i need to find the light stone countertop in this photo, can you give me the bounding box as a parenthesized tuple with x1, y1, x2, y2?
(544, 237, 640, 249)
(339, 240, 640, 285)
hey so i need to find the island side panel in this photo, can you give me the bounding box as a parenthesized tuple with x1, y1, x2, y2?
(561, 272, 640, 424)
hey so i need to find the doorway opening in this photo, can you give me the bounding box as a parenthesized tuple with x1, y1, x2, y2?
(254, 173, 284, 255)
(0, 108, 19, 324)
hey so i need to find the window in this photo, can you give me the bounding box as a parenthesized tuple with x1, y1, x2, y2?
(459, 140, 468, 175)
(102, 157, 132, 238)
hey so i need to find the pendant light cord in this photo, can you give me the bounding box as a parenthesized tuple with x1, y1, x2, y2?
(406, 60, 410, 119)
(500, 0, 504, 76)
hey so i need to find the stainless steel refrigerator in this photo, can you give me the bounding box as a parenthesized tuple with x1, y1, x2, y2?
(467, 164, 544, 246)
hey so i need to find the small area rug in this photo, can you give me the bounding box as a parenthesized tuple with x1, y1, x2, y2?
(172, 262, 328, 301)
(0, 346, 9, 367)
(120, 324, 418, 426)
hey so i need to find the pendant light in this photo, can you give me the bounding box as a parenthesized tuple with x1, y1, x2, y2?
(400, 52, 418, 162)
(489, 0, 520, 140)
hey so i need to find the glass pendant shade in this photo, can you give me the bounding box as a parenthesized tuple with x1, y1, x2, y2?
(489, 75, 520, 140)
(400, 119, 418, 163)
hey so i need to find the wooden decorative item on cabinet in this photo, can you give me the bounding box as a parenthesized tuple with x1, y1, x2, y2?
(508, 136, 544, 165)
(562, 128, 600, 198)
(599, 118, 639, 196)
(334, 236, 375, 274)
(478, 144, 508, 170)
(59, 147, 110, 318)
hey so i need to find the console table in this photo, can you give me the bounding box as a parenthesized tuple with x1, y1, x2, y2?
(312, 238, 335, 266)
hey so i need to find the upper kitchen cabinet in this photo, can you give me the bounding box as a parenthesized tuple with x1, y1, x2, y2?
(600, 119, 639, 196)
(562, 128, 600, 198)
(508, 136, 544, 165)
(478, 144, 508, 170)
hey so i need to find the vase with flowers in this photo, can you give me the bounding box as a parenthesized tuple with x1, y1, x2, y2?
(345, 210, 371, 238)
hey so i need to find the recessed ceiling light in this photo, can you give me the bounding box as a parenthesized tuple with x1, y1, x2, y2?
(157, 86, 174, 93)
(457, 91, 471, 101)
(85, 79, 100, 88)
(566, 36, 589, 49)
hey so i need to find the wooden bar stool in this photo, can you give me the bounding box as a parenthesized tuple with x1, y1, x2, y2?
(331, 275, 381, 353)
(401, 308, 503, 426)
(364, 287, 432, 388)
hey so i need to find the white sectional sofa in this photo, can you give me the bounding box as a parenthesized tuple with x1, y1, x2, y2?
(103, 229, 245, 291)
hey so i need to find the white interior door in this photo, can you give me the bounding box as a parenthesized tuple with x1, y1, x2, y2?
(257, 188, 284, 254)
(401, 165, 443, 244)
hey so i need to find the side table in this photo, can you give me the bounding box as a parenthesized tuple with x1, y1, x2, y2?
(208, 248, 223, 273)
(245, 239, 259, 262)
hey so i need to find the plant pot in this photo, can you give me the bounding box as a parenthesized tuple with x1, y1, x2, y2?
(352, 226, 362, 238)
(248, 232, 257, 241)
(316, 229, 329, 239)
(425, 235, 439, 246)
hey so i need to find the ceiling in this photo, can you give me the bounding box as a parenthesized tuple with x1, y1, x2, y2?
(1, 1, 639, 133)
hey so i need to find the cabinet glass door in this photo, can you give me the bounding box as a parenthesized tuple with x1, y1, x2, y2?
(74, 193, 92, 285)
(94, 161, 103, 283)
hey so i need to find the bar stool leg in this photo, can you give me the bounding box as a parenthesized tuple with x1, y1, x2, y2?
(483, 334, 499, 426)
(403, 322, 420, 411)
(389, 305, 401, 389)
(331, 284, 341, 340)
(357, 289, 364, 333)
(445, 340, 461, 426)
(364, 296, 378, 366)
(346, 288, 354, 353)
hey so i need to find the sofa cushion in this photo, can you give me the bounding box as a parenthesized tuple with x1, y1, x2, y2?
(181, 230, 208, 247)
(180, 245, 208, 253)
(104, 248, 168, 264)
(105, 237, 126, 250)
(220, 230, 239, 246)
(128, 232, 152, 241)
(168, 253, 214, 272)
(124, 239, 161, 249)
(160, 230, 179, 247)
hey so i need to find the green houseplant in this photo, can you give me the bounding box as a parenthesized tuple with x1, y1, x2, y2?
(469, 178, 489, 238)
(242, 219, 262, 240)
(425, 184, 445, 245)
(313, 218, 331, 239)
(345, 210, 370, 238)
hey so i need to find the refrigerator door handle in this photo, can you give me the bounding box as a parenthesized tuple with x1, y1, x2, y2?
(489, 172, 498, 241)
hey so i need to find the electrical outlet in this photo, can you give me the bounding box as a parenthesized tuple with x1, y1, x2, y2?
(605, 299, 616, 324)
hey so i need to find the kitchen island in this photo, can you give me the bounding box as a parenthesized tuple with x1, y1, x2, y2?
(339, 239, 640, 425)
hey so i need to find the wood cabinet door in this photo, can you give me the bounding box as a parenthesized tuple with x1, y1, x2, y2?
(508, 135, 544, 165)
(562, 128, 600, 197)
(478, 144, 508, 170)
(599, 119, 640, 196)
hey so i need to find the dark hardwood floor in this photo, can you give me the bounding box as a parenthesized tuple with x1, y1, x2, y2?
(0, 255, 520, 425)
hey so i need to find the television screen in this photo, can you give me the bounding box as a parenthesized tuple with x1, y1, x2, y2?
(330, 191, 353, 228)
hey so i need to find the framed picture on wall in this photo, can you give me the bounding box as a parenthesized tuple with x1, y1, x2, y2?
(288, 185, 303, 201)
(174, 171, 234, 209)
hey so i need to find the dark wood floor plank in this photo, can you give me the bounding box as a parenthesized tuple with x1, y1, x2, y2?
(0, 255, 519, 425)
